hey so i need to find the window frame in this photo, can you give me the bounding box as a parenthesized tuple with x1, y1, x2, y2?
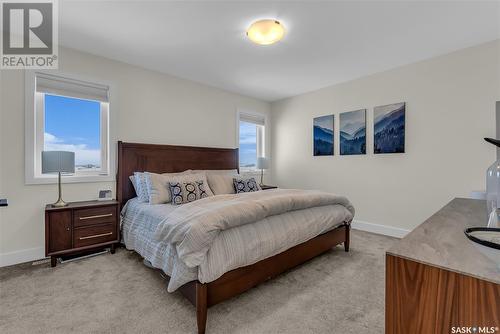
(236, 109, 268, 173)
(25, 70, 116, 184)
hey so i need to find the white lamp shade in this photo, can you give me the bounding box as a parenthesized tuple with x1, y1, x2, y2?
(256, 157, 269, 170)
(42, 151, 75, 174)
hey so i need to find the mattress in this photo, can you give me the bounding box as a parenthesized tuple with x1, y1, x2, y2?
(121, 195, 351, 292)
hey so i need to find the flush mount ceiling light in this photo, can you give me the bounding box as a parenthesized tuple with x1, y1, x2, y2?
(246, 19, 285, 45)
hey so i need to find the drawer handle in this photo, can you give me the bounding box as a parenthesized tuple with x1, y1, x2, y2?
(79, 213, 113, 220)
(79, 232, 113, 240)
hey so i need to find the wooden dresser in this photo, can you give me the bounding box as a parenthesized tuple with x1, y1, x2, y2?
(45, 200, 120, 267)
(386, 198, 499, 334)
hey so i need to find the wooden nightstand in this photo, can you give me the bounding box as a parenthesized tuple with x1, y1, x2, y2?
(45, 200, 119, 267)
(260, 185, 278, 190)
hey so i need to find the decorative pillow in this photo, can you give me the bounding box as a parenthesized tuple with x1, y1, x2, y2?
(145, 170, 193, 205)
(134, 172, 149, 202)
(190, 170, 239, 195)
(169, 180, 211, 205)
(233, 177, 261, 193)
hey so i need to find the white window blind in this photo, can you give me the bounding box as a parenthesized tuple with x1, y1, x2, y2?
(36, 72, 109, 102)
(239, 112, 265, 126)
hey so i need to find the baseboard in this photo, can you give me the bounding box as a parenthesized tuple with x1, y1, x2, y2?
(351, 220, 410, 238)
(0, 247, 45, 267)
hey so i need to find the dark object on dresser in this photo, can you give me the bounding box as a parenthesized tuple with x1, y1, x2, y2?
(260, 184, 278, 190)
(117, 141, 351, 334)
(484, 137, 500, 147)
(45, 200, 119, 267)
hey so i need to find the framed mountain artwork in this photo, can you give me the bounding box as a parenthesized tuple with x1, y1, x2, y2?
(374, 102, 406, 154)
(340, 109, 366, 155)
(313, 115, 334, 156)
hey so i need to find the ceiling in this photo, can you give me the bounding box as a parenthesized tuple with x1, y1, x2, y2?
(59, 1, 500, 102)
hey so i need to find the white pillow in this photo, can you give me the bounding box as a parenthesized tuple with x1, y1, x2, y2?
(134, 172, 149, 202)
(190, 169, 239, 195)
(145, 170, 200, 204)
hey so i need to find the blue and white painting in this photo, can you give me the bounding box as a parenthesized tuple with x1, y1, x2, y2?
(313, 115, 334, 156)
(340, 109, 366, 155)
(374, 102, 405, 154)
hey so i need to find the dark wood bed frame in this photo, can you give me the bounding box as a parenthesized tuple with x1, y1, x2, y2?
(117, 141, 351, 334)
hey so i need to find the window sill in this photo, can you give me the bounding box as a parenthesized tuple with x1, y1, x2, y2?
(240, 169, 259, 174)
(26, 174, 114, 185)
(240, 169, 267, 173)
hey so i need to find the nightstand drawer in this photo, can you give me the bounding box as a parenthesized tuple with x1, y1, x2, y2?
(74, 224, 116, 248)
(73, 206, 116, 227)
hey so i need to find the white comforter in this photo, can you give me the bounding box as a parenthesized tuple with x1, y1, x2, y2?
(121, 189, 354, 292)
(154, 189, 355, 268)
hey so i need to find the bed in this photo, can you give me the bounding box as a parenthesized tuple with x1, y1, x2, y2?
(117, 141, 354, 334)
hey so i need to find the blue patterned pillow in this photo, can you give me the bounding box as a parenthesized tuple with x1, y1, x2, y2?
(134, 172, 149, 202)
(233, 177, 261, 193)
(169, 180, 210, 205)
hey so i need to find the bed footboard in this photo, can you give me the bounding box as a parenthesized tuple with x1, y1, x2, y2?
(190, 223, 350, 334)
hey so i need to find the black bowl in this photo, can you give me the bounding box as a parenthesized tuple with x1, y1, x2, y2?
(464, 227, 500, 250)
(484, 137, 500, 147)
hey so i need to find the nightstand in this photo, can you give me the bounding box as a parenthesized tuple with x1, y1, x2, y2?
(45, 200, 119, 267)
(260, 185, 278, 190)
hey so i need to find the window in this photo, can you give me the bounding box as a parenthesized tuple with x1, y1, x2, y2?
(44, 95, 102, 172)
(238, 112, 265, 172)
(25, 71, 114, 184)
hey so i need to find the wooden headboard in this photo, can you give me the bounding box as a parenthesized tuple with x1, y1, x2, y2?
(116, 141, 239, 207)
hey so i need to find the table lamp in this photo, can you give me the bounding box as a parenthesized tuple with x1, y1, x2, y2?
(42, 151, 75, 207)
(256, 157, 269, 186)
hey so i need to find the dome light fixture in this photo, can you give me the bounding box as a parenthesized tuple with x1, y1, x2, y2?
(246, 19, 285, 45)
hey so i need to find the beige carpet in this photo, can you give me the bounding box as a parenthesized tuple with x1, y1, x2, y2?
(0, 230, 396, 334)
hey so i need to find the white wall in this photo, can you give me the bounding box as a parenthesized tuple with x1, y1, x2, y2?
(497, 101, 500, 159)
(0, 47, 270, 266)
(271, 40, 500, 235)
